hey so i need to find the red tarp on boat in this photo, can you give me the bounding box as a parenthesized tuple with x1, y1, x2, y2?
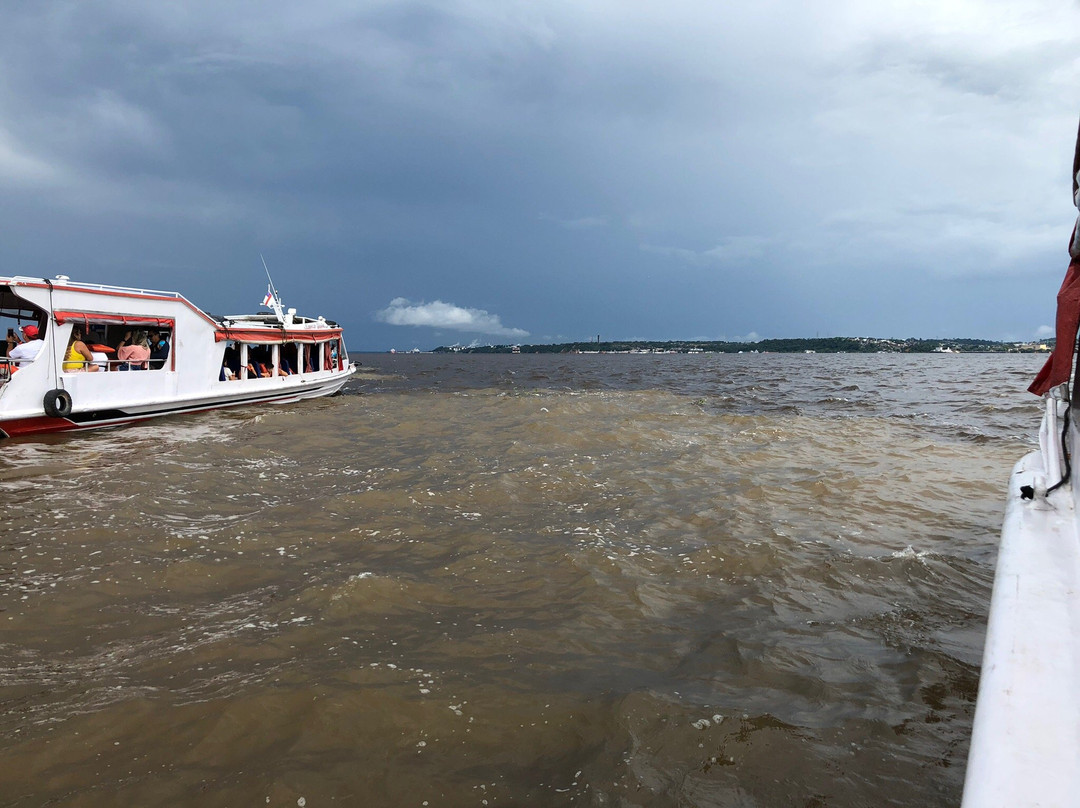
(1029, 116, 1080, 397)
(1029, 259, 1080, 396)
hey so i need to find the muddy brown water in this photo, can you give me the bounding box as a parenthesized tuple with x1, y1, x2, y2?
(0, 352, 1043, 806)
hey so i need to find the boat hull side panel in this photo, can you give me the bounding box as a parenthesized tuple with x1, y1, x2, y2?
(0, 369, 355, 438)
(961, 448, 1080, 807)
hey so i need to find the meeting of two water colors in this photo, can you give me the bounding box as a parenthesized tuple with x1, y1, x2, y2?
(0, 352, 1038, 806)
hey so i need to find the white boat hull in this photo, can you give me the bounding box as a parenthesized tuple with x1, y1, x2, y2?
(0, 368, 355, 437)
(963, 398, 1080, 807)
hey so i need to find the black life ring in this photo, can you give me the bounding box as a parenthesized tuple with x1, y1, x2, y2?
(43, 388, 72, 418)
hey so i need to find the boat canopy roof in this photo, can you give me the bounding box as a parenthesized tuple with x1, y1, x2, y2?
(54, 310, 175, 328)
(215, 324, 343, 344)
(217, 313, 343, 344)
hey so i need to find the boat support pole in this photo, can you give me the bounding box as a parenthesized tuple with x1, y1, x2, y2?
(45, 278, 60, 392)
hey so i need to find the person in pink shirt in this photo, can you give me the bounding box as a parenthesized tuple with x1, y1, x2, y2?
(117, 330, 151, 370)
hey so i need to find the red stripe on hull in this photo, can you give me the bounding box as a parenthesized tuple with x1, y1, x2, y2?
(0, 416, 79, 437)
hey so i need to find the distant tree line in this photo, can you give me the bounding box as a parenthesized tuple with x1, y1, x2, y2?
(432, 336, 1053, 354)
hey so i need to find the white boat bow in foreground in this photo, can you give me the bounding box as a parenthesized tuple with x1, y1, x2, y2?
(962, 388, 1080, 807)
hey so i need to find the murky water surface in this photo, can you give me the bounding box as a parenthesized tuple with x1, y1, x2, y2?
(0, 352, 1044, 806)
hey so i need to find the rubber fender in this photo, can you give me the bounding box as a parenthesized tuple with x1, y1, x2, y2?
(43, 388, 72, 418)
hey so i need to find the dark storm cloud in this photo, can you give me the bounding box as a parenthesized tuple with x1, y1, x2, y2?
(0, 1, 1078, 347)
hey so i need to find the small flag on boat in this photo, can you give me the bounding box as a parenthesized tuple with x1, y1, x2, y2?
(262, 288, 273, 307)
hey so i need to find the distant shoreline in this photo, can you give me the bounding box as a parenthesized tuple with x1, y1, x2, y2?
(430, 337, 1052, 355)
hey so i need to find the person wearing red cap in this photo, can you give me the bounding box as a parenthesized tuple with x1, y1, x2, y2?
(9, 324, 44, 367)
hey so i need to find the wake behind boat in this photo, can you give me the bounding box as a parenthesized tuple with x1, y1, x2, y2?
(0, 275, 356, 438)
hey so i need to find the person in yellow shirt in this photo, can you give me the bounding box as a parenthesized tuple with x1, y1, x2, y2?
(63, 327, 99, 372)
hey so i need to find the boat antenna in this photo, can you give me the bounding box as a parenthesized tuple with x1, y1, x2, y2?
(260, 254, 286, 323)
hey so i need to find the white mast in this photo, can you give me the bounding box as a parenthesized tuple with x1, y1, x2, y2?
(260, 254, 286, 324)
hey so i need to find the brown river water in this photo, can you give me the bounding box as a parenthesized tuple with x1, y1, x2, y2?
(0, 352, 1045, 806)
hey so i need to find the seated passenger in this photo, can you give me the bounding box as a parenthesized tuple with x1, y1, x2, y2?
(249, 347, 275, 377)
(258, 345, 288, 376)
(88, 342, 113, 371)
(222, 346, 240, 380)
(9, 324, 44, 367)
(91, 351, 110, 371)
(117, 331, 150, 370)
(63, 328, 100, 372)
(147, 330, 170, 370)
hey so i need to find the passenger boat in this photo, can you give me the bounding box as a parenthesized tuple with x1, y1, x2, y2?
(0, 275, 356, 438)
(962, 121, 1080, 806)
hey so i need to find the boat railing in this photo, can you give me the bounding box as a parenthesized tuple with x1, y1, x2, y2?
(5, 276, 187, 301)
(2, 358, 167, 374)
(79, 359, 164, 372)
(0, 353, 348, 387)
(1040, 385, 1068, 489)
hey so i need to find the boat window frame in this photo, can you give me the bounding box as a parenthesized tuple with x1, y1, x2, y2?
(53, 312, 176, 372)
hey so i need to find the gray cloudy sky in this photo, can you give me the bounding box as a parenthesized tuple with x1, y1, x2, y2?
(1, 1, 1078, 349)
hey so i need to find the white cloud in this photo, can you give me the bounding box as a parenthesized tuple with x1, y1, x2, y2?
(703, 238, 769, 263)
(1035, 324, 1055, 340)
(642, 236, 769, 265)
(811, 202, 1067, 279)
(640, 244, 701, 263)
(376, 298, 529, 338)
(81, 90, 168, 153)
(540, 213, 609, 230)
(0, 128, 61, 185)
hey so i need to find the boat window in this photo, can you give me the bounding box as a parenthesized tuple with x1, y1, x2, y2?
(90, 325, 172, 372)
(45, 311, 173, 372)
(221, 342, 241, 380)
(243, 344, 275, 378)
(284, 343, 303, 375)
(0, 286, 47, 365)
(325, 338, 346, 370)
(226, 339, 340, 380)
